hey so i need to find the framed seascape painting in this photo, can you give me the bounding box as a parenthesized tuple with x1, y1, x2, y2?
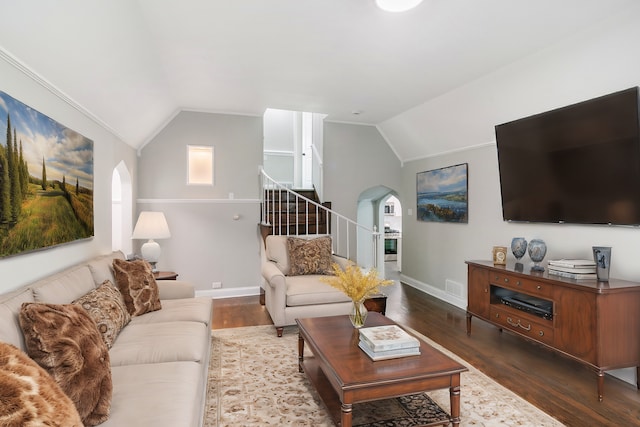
(0, 90, 93, 257)
(416, 163, 468, 223)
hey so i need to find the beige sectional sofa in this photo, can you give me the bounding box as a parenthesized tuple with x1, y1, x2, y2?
(261, 234, 353, 336)
(0, 251, 213, 427)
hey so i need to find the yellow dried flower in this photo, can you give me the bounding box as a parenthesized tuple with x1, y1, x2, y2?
(321, 263, 393, 302)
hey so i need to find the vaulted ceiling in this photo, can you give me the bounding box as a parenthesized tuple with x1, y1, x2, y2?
(0, 0, 636, 160)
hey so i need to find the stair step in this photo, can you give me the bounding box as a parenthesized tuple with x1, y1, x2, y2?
(264, 189, 319, 202)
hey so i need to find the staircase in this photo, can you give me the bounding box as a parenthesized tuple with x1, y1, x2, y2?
(262, 188, 332, 236)
(259, 167, 382, 268)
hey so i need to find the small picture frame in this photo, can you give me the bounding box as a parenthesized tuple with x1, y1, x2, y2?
(492, 246, 507, 265)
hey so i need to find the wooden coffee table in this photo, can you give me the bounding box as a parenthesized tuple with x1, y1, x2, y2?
(296, 312, 467, 427)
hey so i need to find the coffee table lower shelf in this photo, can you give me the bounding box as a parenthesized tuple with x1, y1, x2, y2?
(300, 356, 451, 427)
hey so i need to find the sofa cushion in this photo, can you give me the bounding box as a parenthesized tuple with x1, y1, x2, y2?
(19, 302, 112, 426)
(102, 362, 203, 427)
(30, 265, 97, 304)
(72, 280, 131, 349)
(0, 342, 83, 427)
(128, 297, 212, 327)
(287, 236, 333, 276)
(109, 321, 209, 366)
(0, 287, 34, 351)
(88, 251, 126, 286)
(286, 275, 351, 306)
(112, 259, 162, 316)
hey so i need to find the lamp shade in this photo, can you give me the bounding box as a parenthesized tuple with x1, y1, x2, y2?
(375, 0, 423, 12)
(132, 212, 171, 240)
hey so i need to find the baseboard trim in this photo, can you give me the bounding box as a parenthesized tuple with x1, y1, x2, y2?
(399, 274, 466, 310)
(196, 286, 261, 299)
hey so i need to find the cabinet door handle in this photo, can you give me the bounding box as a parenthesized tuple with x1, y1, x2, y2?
(539, 330, 544, 337)
(507, 317, 532, 331)
(504, 278, 509, 283)
(537, 285, 542, 290)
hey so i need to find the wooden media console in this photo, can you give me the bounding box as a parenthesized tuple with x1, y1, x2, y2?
(466, 260, 640, 401)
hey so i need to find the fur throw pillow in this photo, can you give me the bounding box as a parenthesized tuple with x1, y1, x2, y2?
(19, 302, 112, 426)
(112, 259, 162, 316)
(73, 280, 131, 348)
(287, 236, 334, 275)
(0, 342, 83, 427)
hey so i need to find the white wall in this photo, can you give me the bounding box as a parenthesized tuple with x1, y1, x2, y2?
(323, 122, 403, 264)
(0, 53, 136, 293)
(136, 111, 263, 293)
(381, 7, 640, 161)
(263, 108, 296, 185)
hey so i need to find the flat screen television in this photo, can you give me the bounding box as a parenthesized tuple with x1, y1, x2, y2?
(495, 87, 640, 226)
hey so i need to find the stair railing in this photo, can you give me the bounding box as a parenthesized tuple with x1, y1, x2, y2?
(260, 167, 382, 269)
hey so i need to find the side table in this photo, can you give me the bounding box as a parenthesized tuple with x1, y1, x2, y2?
(364, 293, 387, 315)
(154, 271, 178, 280)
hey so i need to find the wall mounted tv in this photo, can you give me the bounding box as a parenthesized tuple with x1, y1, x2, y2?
(495, 87, 640, 226)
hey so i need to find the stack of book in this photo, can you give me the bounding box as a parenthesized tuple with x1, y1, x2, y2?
(358, 325, 421, 361)
(548, 259, 597, 280)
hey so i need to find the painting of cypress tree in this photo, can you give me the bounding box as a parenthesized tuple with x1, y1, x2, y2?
(0, 90, 93, 257)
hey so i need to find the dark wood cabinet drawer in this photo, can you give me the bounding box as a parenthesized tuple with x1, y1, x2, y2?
(489, 272, 554, 298)
(490, 306, 554, 346)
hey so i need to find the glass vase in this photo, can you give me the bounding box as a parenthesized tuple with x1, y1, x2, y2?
(349, 299, 368, 328)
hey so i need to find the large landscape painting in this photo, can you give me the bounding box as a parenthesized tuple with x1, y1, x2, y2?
(417, 163, 468, 223)
(0, 90, 93, 257)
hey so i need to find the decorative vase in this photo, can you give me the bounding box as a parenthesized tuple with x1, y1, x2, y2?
(349, 299, 368, 328)
(511, 238, 528, 261)
(528, 239, 547, 271)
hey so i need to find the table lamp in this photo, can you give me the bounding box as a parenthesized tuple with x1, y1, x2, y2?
(132, 211, 171, 272)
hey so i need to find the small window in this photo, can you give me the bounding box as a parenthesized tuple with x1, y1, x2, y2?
(187, 145, 213, 185)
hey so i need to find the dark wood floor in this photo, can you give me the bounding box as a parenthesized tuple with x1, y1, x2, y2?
(212, 280, 640, 426)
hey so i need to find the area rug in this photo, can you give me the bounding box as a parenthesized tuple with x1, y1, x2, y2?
(204, 325, 565, 426)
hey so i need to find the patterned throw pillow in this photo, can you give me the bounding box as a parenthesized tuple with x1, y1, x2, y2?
(112, 258, 162, 316)
(287, 236, 334, 276)
(19, 302, 112, 426)
(73, 280, 131, 348)
(0, 342, 83, 427)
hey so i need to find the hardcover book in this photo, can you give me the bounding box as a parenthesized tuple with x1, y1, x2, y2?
(358, 340, 421, 361)
(358, 325, 420, 352)
(547, 264, 596, 274)
(549, 269, 597, 280)
(548, 259, 596, 268)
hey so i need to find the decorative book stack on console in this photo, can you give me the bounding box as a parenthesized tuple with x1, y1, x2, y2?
(465, 260, 640, 401)
(548, 259, 596, 280)
(358, 325, 421, 361)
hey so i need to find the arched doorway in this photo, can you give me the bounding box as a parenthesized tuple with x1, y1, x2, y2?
(112, 161, 133, 255)
(356, 186, 402, 279)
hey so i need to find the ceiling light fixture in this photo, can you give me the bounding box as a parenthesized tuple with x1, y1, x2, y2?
(375, 0, 424, 12)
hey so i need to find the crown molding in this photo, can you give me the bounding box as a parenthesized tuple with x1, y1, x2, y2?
(0, 45, 125, 143)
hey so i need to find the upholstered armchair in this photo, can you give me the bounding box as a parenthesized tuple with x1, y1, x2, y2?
(261, 234, 353, 337)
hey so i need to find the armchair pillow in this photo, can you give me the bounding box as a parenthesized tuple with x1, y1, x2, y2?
(287, 236, 334, 276)
(112, 259, 162, 316)
(0, 342, 83, 427)
(19, 302, 112, 426)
